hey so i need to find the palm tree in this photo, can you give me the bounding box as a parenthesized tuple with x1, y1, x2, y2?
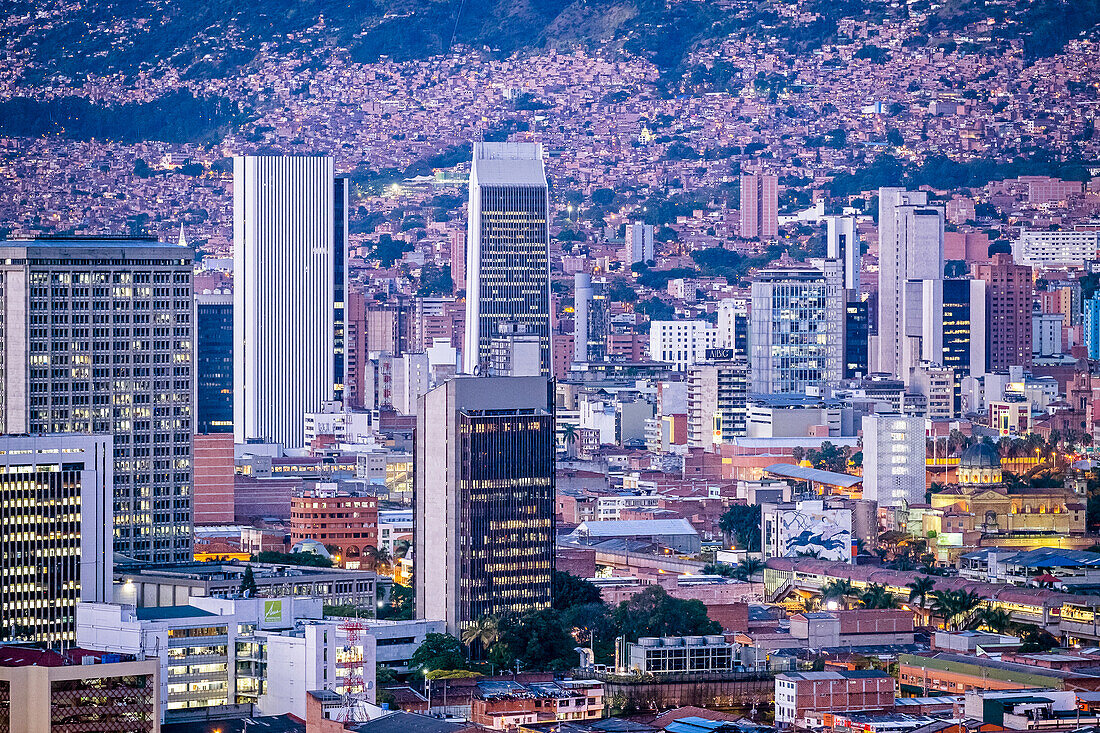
(970, 607, 1013, 634)
(860, 583, 898, 609)
(907, 577, 936, 624)
(956, 590, 984, 627)
(822, 579, 856, 610)
(930, 590, 959, 630)
(363, 545, 391, 573)
(733, 557, 765, 581)
(561, 423, 579, 457)
(461, 615, 501, 660)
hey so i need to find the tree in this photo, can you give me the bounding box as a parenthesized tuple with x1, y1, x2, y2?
(379, 584, 413, 620)
(239, 566, 258, 597)
(409, 633, 468, 674)
(461, 616, 501, 659)
(562, 602, 616, 665)
(552, 571, 602, 610)
(561, 423, 579, 458)
(970, 607, 1013, 634)
(363, 545, 391, 573)
(500, 608, 578, 671)
(822, 579, 856, 610)
(719, 504, 762, 552)
(254, 551, 333, 568)
(906, 576, 936, 620)
(417, 262, 453, 296)
(612, 586, 720, 642)
(732, 557, 765, 581)
(859, 583, 898, 609)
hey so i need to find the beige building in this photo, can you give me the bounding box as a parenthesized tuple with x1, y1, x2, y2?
(0, 649, 158, 732)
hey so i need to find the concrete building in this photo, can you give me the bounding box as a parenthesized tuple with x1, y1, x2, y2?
(762, 500, 853, 563)
(1086, 297, 1100, 359)
(826, 215, 860, 291)
(621, 636, 736, 674)
(0, 435, 112, 644)
(472, 679, 605, 729)
(716, 300, 749, 357)
(1033, 312, 1063, 357)
(623, 221, 655, 264)
(687, 356, 749, 449)
(1013, 229, 1099, 267)
(774, 670, 895, 725)
(750, 264, 844, 394)
(650, 320, 720, 372)
(233, 155, 346, 449)
(76, 596, 378, 722)
(364, 353, 430, 415)
(0, 647, 159, 733)
(875, 188, 944, 379)
(113, 562, 376, 609)
(910, 364, 956, 420)
(862, 414, 925, 508)
(0, 236, 194, 563)
(414, 377, 554, 633)
(976, 253, 1033, 370)
(740, 173, 778, 240)
(573, 273, 609, 364)
(194, 291, 233, 434)
(463, 142, 552, 376)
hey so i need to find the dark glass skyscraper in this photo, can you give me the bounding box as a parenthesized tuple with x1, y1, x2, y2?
(844, 299, 869, 379)
(195, 292, 233, 433)
(414, 376, 554, 633)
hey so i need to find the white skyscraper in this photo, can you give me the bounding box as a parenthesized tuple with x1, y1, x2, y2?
(825, 215, 860, 292)
(623, 221, 655, 264)
(463, 142, 552, 375)
(874, 188, 944, 380)
(234, 156, 347, 448)
(862, 414, 925, 508)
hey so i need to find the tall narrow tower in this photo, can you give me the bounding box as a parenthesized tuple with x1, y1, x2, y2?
(463, 142, 552, 376)
(233, 155, 347, 448)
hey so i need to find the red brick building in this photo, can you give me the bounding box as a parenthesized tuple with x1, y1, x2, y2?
(193, 433, 235, 524)
(976, 252, 1033, 370)
(774, 670, 895, 725)
(290, 490, 379, 569)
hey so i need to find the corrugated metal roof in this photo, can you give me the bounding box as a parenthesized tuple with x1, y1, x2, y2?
(764, 463, 863, 487)
(574, 519, 699, 536)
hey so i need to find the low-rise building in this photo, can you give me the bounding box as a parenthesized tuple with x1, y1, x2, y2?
(774, 670, 895, 726)
(621, 635, 737, 675)
(897, 652, 1100, 696)
(471, 679, 604, 729)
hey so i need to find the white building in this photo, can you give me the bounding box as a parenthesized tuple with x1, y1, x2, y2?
(0, 435, 112, 644)
(623, 221, 655, 264)
(304, 402, 374, 444)
(234, 156, 346, 448)
(825, 215, 860, 291)
(75, 596, 407, 722)
(463, 142, 552, 375)
(762, 500, 853, 563)
(862, 414, 925, 507)
(1013, 229, 1099, 267)
(1033, 312, 1064, 357)
(649, 320, 719, 371)
(874, 188, 944, 378)
(687, 358, 749, 448)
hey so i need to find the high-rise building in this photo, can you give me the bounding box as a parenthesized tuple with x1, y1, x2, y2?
(0, 236, 193, 563)
(573, 273, 609, 364)
(750, 264, 844, 394)
(716, 299, 749, 357)
(414, 376, 554, 634)
(862, 414, 925, 508)
(844, 298, 869, 379)
(687, 354, 749, 449)
(193, 433, 235, 525)
(195, 291, 233, 434)
(463, 143, 552, 376)
(976, 252, 1034, 370)
(940, 279, 987, 378)
(233, 155, 347, 448)
(0, 434, 112, 643)
(623, 222, 655, 264)
(874, 188, 944, 378)
(365, 298, 413, 356)
(739, 173, 778, 240)
(1085, 297, 1100, 359)
(826, 215, 860, 291)
(345, 287, 368, 409)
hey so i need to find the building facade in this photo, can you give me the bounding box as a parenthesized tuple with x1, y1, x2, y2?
(862, 414, 926, 508)
(414, 377, 554, 633)
(649, 320, 720, 372)
(976, 253, 1033, 371)
(194, 291, 232, 434)
(290, 488, 379, 569)
(750, 264, 844, 394)
(739, 173, 778, 240)
(0, 435, 112, 643)
(687, 356, 749, 449)
(463, 143, 552, 376)
(1012, 229, 1099, 267)
(0, 236, 193, 563)
(233, 155, 346, 448)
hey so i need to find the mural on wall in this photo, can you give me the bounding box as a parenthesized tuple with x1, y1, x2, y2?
(776, 506, 852, 562)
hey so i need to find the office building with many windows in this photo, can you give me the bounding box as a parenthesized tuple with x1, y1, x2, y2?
(0, 236, 193, 563)
(0, 434, 112, 644)
(414, 376, 554, 634)
(463, 143, 552, 376)
(194, 291, 232, 434)
(750, 264, 843, 394)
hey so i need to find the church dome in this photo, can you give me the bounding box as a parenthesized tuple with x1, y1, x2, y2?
(959, 442, 1001, 469)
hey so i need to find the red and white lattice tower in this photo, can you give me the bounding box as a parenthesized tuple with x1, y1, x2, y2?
(339, 619, 370, 722)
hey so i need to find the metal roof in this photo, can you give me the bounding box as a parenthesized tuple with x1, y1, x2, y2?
(764, 463, 863, 488)
(573, 518, 699, 536)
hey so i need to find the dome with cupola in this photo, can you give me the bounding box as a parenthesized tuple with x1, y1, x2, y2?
(957, 442, 1002, 485)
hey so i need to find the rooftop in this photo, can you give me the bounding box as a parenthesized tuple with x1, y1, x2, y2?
(571, 518, 699, 536)
(763, 463, 863, 488)
(136, 606, 219, 621)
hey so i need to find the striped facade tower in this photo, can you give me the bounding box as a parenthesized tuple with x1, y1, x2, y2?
(463, 142, 552, 376)
(234, 155, 347, 448)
